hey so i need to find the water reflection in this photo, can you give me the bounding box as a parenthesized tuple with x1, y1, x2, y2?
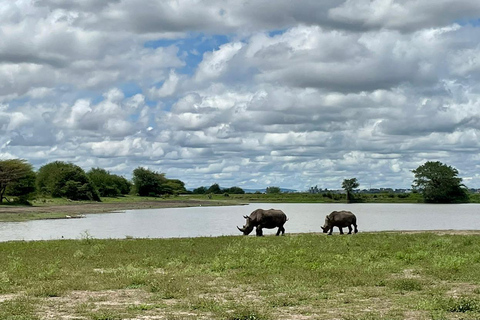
(0, 203, 479, 241)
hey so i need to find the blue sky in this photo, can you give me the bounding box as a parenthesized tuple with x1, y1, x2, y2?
(2, 0, 480, 191)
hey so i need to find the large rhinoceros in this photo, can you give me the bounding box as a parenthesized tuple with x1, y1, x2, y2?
(321, 210, 358, 235)
(237, 209, 288, 236)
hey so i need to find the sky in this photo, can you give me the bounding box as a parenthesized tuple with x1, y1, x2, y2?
(2, 0, 480, 191)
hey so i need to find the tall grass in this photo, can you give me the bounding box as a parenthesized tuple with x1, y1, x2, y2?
(1, 233, 480, 319)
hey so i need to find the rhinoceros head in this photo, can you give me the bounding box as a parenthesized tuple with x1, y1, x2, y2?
(237, 215, 255, 235)
(321, 215, 331, 233)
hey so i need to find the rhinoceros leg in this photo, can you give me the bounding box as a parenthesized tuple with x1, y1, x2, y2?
(338, 227, 344, 235)
(347, 225, 353, 234)
(256, 227, 263, 236)
(276, 226, 285, 236)
(354, 224, 358, 233)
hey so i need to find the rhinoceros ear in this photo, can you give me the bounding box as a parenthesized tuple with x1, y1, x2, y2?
(325, 215, 330, 221)
(243, 215, 249, 219)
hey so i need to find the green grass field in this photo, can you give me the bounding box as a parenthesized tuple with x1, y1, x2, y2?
(2, 232, 480, 319)
(192, 191, 426, 203)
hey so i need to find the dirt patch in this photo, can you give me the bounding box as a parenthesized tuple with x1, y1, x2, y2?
(0, 293, 19, 302)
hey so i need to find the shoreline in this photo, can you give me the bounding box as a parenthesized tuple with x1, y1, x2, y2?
(0, 199, 244, 222)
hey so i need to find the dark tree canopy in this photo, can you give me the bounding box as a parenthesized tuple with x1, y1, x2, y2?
(342, 178, 359, 202)
(266, 186, 281, 194)
(192, 186, 208, 194)
(223, 186, 245, 194)
(412, 161, 469, 203)
(207, 183, 222, 194)
(36, 161, 100, 201)
(132, 167, 186, 196)
(87, 168, 131, 197)
(164, 179, 187, 195)
(0, 159, 36, 203)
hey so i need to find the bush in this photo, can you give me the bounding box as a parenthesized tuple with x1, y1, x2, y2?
(36, 161, 100, 201)
(87, 168, 131, 197)
(132, 167, 186, 196)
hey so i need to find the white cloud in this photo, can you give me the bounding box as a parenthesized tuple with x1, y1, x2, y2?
(2, 1, 480, 190)
(194, 42, 244, 82)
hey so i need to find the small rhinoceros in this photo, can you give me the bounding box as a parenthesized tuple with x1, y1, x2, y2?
(321, 210, 358, 235)
(237, 209, 288, 236)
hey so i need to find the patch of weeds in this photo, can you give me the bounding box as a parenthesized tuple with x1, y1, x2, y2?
(343, 312, 403, 320)
(268, 295, 300, 307)
(128, 303, 164, 311)
(444, 297, 480, 313)
(423, 295, 480, 314)
(0, 296, 39, 320)
(375, 279, 387, 287)
(79, 230, 95, 244)
(115, 264, 149, 288)
(164, 313, 197, 320)
(149, 276, 189, 299)
(74, 244, 105, 260)
(28, 281, 66, 297)
(89, 309, 125, 320)
(429, 310, 448, 320)
(434, 255, 467, 273)
(187, 297, 223, 312)
(0, 271, 11, 293)
(75, 302, 96, 314)
(73, 249, 85, 259)
(390, 279, 423, 292)
(37, 261, 61, 280)
(429, 238, 453, 248)
(223, 304, 271, 320)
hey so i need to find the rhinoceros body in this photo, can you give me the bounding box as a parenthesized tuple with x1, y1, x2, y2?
(321, 210, 358, 235)
(237, 209, 288, 236)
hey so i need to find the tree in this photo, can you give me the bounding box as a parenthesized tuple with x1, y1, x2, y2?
(132, 167, 185, 196)
(87, 168, 132, 197)
(0, 159, 36, 203)
(192, 186, 208, 194)
(342, 178, 359, 202)
(223, 186, 245, 194)
(266, 186, 281, 194)
(36, 161, 100, 201)
(164, 179, 187, 195)
(412, 161, 469, 203)
(132, 167, 167, 196)
(207, 183, 222, 194)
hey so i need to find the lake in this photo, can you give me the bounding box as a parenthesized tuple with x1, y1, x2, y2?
(1, 203, 480, 242)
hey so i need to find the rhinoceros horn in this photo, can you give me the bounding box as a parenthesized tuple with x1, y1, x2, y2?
(237, 226, 245, 232)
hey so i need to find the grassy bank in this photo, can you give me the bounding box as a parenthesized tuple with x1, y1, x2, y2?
(2, 233, 480, 319)
(190, 191, 425, 203)
(0, 196, 244, 222)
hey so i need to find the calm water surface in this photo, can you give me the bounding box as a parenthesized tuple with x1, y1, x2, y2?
(1, 203, 480, 241)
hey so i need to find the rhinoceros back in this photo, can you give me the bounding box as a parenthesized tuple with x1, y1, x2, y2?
(251, 209, 287, 227)
(329, 210, 356, 226)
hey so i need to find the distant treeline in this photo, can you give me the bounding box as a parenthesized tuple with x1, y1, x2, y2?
(0, 159, 190, 203)
(0, 159, 282, 204)
(0, 159, 472, 205)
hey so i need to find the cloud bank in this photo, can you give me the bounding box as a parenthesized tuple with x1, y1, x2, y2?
(2, 0, 480, 190)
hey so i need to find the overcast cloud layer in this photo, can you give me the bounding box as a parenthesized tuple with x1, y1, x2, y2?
(2, 0, 480, 191)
